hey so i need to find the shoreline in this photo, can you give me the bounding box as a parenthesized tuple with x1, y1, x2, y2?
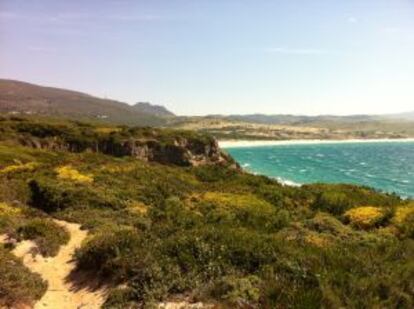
(219, 138, 414, 148)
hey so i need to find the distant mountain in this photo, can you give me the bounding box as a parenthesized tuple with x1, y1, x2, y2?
(132, 102, 175, 117)
(384, 111, 414, 121)
(207, 112, 414, 126)
(219, 114, 379, 125)
(0, 79, 167, 126)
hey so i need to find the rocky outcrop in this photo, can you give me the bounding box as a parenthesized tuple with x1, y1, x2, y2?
(19, 135, 238, 168)
(100, 137, 237, 167)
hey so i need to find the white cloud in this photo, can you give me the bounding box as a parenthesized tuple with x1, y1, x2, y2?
(264, 47, 329, 55)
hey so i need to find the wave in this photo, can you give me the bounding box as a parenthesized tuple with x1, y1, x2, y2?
(274, 176, 301, 187)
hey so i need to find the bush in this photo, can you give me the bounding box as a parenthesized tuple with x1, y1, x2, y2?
(209, 275, 261, 306)
(309, 184, 400, 216)
(29, 178, 120, 213)
(306, 212, 352, 237)
(16, 218, 70, 256)
(392, 204, 414, 238)
(55, 165, 93, 183)
(343, 206, 390, 229)
(312, 191, 352, 215)
(75, 228, 143, 280)
(102, 287, 137, 309)
(0, 247, 47, 307)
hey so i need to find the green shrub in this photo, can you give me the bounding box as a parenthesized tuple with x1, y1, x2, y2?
(102, 287, 137, 309)
(29, 178, 120, 213)
(0, 247, 47, 307)
(306, 212, 353, 237)
(312, 191, 352, 215)
(75, 228, 143, 280)
(209, 275, 261, 305)
(193, 165, 238, 183)
(17, 218, 70, 257)
(398, 212, 414, 239)
(308, 184, 400, 216)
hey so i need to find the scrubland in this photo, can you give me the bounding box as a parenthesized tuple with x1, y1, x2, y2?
(0, 116, 413, 308)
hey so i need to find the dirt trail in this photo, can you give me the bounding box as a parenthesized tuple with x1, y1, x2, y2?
(11, 220, 107, 309)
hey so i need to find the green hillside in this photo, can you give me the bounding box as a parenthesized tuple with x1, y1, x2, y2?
(0, 116, 413, 308)
(0, 79, 167, 127)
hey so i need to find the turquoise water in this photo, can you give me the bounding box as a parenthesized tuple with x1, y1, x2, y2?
(225, 141, 414, 198)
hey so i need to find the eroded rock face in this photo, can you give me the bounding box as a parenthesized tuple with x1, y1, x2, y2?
(19, 135, 237, 168)
(119, 137, 234, 167)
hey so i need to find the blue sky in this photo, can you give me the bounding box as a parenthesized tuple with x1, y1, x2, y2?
(1, 0, 414, 116)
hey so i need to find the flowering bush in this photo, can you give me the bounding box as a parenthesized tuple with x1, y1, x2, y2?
(344, 206, 385, 229)
(305, 233, 330, 248)
(55, 166, 93, 183)
(0, 202, 21, 216)
(392, 204, 414, 225)
(0, 162, 39, 175)
(391, 203, 414, 238)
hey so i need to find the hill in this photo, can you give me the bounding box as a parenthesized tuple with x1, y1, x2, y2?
(133, 102, 175, 117)
(170, 115, 414, 140)
(0, 79, 167, 126)
(208, 112, 414, 125)
(1, 79, 413, 141)
(0, 116, 413, 308)
(385, 111, 414, 121)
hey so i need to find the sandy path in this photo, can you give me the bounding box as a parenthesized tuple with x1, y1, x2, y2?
(11, 220, 107, 309)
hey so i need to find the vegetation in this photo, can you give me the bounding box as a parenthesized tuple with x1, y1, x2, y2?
(171, 115, 414, 141)
(16, 218, 70, 257)
(0, 247, 47, 307)
(0, 115, 413, 308)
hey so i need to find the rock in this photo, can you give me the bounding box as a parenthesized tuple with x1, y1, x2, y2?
(18, 132, 238, 168)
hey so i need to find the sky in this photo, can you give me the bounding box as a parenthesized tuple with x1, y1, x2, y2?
(1, 0, 414, 116)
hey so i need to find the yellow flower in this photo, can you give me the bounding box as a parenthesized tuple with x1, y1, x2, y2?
(344, 206, 385, 229)
(94, 127, 122, 134)
(55, 166, 93, 183)
(126, 201, 148, 215)
(305, 233, 330, 248)
(392, 205, 414, 225)
(0, 202, 21, 215)
(100, 164, 136, 173)
(0, 162, 39, 174)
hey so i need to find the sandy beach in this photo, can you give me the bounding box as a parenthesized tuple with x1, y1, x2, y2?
(219, 138, 414, 148)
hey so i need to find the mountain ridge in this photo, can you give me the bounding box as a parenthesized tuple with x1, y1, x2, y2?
(132, 102, 175, 117)
(0, 79, 168, 126)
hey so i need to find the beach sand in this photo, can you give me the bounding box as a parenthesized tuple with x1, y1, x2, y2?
(219, 138, 414, 148)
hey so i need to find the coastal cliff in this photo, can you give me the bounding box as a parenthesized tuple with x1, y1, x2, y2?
(3, 117, 237, 167)
(21, 135, 236, 167)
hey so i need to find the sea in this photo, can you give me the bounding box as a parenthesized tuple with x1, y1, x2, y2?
(224, 141, 414, 199)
